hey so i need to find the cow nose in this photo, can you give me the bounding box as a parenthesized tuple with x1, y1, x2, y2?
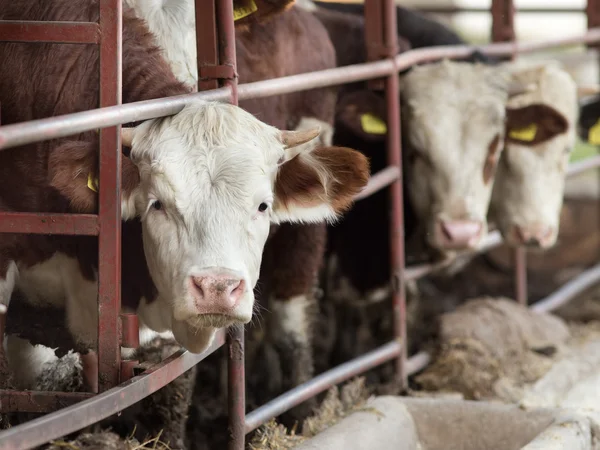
(513, 224, 555, 249)
(190, 271, 246, 314)
(434, 219, 483, 250)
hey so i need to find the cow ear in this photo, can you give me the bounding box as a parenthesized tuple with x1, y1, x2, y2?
(272, 145, 370, 224)
(232, 0, 294, 29)
(505, 103, 569, 146)
(48, 140, 141, 218)
(48, 140, 99, 213)
(335, 90, 389, 142)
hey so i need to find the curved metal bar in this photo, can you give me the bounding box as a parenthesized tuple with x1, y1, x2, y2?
(1, 29, 600, 150)
(0, 331, 225, 450)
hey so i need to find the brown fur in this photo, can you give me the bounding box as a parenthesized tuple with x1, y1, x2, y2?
(505, 103, 569, 147)
(483, 134, 501, 185)
(274, 146, 369, 213)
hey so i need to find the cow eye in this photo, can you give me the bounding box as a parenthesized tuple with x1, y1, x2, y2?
(152, 200, 162, 211)
(258, 202, 269, 213)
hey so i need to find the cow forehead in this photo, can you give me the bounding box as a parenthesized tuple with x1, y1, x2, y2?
(133, 101, 285, 165)
(403, 61, 509, 151)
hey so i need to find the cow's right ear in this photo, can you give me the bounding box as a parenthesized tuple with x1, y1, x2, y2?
(335, 90, 389, 142)
(48, 139, 141, 217)
(48, 140, 99, 213)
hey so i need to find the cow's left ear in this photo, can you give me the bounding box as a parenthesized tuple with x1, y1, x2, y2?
(505, 103, 569, 146)
(272, 145, 370, 224)
(232, 0, 294, 30)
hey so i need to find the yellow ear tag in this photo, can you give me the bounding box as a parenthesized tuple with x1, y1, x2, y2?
(360, 113, 387, 135)
(508, 123, 538, 142)
(233, 0, 258, 21)
(588, 119, 600, 145)
(87, 172, 99, 193)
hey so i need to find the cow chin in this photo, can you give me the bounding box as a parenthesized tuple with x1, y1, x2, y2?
(171, 318, 219, 354)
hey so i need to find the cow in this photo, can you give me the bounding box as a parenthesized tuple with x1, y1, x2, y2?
(121, 0, 342, 420)
(489, 60, 579, 249)
(0, 0, 368, 399)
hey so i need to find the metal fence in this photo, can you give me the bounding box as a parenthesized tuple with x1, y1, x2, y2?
(1, 0, 600, 449)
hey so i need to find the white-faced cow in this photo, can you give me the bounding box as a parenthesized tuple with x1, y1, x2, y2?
(0, 0, 368, 396)
(490, 60, 579, 249)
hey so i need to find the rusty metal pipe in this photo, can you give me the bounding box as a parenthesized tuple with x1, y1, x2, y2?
(0, 20, 100, 44)
(244, 343, 431, 434)
(2, 29, 600, 150)
(0, 331, 226, 450)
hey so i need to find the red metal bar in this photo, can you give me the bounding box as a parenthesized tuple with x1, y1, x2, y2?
(417, 6, 585, 14)
(97, 0, 123, 393)
(0, 212, 99, 235)
(212, 0, 245, 446)
(491, 0, 515, 43)
(379, 0, 407, 389)
(0, 391, 93, 414)
(0, 332, 225, 450)
(0, 21, 100, 44)
(196, 0, 219, 91)
(2, 29, 600, 150)
(119, 312, 139, 348)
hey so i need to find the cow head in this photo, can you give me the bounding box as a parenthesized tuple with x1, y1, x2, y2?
(336, 60, 520, 259)
(49, 100, 369, 353)
(490, 62, 578, 249)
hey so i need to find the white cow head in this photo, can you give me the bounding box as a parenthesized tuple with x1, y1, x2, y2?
(490, 61, 578, 249)
(51, 100, 369, 353)
(399, 60, 515, 256)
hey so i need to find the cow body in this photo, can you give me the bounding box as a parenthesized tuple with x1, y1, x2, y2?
(0, 0, 368, 398)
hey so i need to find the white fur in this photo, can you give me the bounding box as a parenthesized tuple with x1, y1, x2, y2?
(0, 261, 18, 308)
(124, 0, 198, 90)
(490, 60, 578, 248)
(4, 335, 59, 390)
(270, 294, 310, 343)
(402, 60, 511, 254)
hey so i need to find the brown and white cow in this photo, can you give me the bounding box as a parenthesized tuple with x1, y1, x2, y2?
(0, 0, 368, 390)
(123, 0, 342, 414)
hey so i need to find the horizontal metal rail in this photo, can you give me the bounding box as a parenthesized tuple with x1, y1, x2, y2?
(0, 330, 226, 450)
(0, 21, 100, 44)
(0, 391, 93, 414)
(0, 213, 99, 235)
(1, 28, 600, 150)
(532, 262, 600, 314)
(354, 166, 400, 201)
(244, 343, 431, 433)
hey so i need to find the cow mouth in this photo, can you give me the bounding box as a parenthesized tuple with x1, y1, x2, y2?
(186, 313, 236, 330)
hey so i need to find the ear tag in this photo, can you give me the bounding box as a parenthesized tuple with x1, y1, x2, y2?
(588, 119, 600, 145)
(508, 123, 537, 142)
(87, 172, 99, 193)
(233, 0, 258, 21)
(360, 113, 387, 135)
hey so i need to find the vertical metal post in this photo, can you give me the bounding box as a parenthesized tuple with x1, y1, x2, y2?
(491, 0, 515, 44)
(364, 0, 406, 388)
(382, 0, 405, 389)
(196, 0, 219, 91)
(97, 0, 123, 392)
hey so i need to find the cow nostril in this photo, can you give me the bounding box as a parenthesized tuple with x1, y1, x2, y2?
(230, 279, 245, 298)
